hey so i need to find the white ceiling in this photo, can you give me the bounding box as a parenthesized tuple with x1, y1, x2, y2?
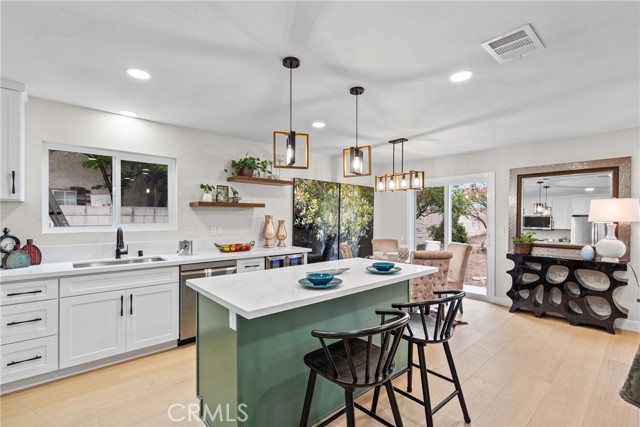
(2, 1, 639, 164)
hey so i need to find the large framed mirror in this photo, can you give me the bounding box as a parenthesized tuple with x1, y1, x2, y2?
(509, 157, 632, 260)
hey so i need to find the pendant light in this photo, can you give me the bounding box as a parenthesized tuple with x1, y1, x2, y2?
(374, 138, 424, 192)
(533, 181, 545, 214)
(543, 185, 551, 216)
(343, 87, 371, 177)
(273, 56, 309, 169)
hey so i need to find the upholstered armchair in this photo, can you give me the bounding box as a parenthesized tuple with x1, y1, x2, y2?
(409, 250, 453, 301)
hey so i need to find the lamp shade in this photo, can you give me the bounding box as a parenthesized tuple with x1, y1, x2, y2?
(588, 198, 640, 223)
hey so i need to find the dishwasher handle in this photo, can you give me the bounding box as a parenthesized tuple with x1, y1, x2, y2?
(180, 266, 237, 278)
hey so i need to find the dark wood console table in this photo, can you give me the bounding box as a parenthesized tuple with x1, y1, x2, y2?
(506, 253, 628, 334)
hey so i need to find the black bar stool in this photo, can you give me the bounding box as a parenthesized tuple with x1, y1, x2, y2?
(373, 290, 471, 427)
(299, 309, 410, 427)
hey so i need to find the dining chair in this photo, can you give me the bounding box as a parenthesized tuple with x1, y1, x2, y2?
(409, 250, 453, 301)
(371, 239, 399, 256)
(446, 243, 472, 312)
(339, 242, 353, 259)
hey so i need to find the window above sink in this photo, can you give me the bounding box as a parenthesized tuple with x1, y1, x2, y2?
(43, 142, 177, 233)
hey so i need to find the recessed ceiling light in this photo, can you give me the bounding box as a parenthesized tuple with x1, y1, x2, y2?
(585, 187, 595, 192)
(118, 110, 138, 117)
(126, 68, 151, 80)
(312, 121, 326, 128)
(449, 70, 473, 83)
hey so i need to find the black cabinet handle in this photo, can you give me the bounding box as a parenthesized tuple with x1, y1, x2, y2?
(11, 171, 15, 194)
(120, 295, 123, 317)
(7, 290, 42, 297)
(7, 355, 42, 366)
(7, 317, 42, 326)
(130, 294, 133, 315)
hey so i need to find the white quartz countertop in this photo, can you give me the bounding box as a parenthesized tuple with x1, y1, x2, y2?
(0, 246, 311, 282)
(187, 258, 436, 320)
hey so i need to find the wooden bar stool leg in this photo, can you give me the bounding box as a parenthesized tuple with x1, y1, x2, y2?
(443, 341, 471, 423)
(407, 341, 413, 393)
(385, 380, 404, 427)
(417, 344, 434, 427)
(345, 388, 356, 427)
(299, 370, 317, 427)
(370, 385, 381, 414)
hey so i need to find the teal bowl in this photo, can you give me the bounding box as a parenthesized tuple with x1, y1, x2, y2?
(306, 273, 334, 286)
(372, 262, 395, 272)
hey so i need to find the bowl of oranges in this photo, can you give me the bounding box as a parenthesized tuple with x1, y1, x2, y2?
(214, 241, 255, 252)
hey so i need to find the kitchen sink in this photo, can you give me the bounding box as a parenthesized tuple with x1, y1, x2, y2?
(72, 257, 167, 269)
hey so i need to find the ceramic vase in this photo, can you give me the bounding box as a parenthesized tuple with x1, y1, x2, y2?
(202, 192, 213, 202)
(276, 220, 287, 247)
(22, 239, 42, 265)
(263, 215, 276, 248)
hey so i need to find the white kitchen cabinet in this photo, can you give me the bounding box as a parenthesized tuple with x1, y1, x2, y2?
(1, 335, 57, 384)
(59, 290, 127, 368)
(59, 267, 179, 368)
(1, 299, 58, 345)
(0, 81, 27, 202)
(126, 283, 178, 351)
(552, 198, 572, 229)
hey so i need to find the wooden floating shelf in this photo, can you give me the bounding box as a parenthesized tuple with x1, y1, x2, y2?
(227, 176, 293, 186)
(189, 201, 265, 208)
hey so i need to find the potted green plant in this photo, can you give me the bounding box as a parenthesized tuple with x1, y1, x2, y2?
(224, 154, 272, 177)
(512, 231, 536, 255)
(230, 187, 241, 203)
(200, 183, 214, 202)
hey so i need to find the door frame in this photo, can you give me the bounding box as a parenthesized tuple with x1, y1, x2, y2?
(408, 172, 496, 302)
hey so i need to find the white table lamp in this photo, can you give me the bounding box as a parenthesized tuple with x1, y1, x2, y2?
(588, 198, 640, 262)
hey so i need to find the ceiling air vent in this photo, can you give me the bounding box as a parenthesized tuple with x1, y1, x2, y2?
(481, 24, 544, 64)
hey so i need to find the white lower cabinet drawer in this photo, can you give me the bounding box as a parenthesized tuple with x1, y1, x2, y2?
(1, 335, 58, 384)
(1, 279, 58, 306)
(1, 299, 58, 345)
(236, 257, 265, 273)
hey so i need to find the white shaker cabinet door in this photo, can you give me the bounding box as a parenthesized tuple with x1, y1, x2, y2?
(126, 283, 178, 352)
(59, 290, 126, 368)
(0, 86, 25, 201)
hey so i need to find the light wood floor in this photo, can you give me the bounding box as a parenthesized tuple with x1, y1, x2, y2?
(1, 299, 638, 427)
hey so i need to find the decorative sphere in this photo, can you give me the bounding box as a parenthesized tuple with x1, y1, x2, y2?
(580, 245, 595, 261)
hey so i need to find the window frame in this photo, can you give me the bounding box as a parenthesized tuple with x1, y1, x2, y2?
(42, 142, 177, 233)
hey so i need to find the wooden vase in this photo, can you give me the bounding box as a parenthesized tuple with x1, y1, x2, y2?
(276, 220, 287, 247)
(263, 215, 276, 248)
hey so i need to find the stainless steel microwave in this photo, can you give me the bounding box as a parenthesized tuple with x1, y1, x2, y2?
(522, 215, 553, 230)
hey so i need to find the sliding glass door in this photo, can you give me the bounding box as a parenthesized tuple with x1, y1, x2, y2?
(412, 173, 494, 298)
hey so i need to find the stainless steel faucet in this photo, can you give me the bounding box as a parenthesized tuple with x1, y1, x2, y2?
(116, 226, 128, 259)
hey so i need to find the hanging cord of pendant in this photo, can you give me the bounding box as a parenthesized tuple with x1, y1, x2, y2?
(289, 66, 292, 132)
(401, 140, 404, 174)
(355, 92, 359, 149)
(392, 142, 395, 175)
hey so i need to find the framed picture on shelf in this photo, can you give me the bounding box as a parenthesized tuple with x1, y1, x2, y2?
(216, 185, 229, 203)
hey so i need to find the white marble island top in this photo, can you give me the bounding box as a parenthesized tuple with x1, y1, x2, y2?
(187, 257, 436, 320)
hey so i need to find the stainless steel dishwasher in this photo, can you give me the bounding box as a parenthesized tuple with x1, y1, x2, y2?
(179, 260, 237, 345)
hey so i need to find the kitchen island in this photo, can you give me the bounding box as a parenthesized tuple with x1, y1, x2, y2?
(187, 257, 436, 427)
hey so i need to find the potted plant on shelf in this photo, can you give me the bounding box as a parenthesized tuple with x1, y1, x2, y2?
(224, 154, 272, 178)
(512, 231, 536, 255)
(230, 187, 241, 203)
(200, 183, 214, 202)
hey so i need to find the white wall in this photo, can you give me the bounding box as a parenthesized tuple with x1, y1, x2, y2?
(374, 128, 640, 327)
(0, 98, 354, 249)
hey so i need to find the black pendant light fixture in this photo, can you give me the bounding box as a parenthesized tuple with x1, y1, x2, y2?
(533, 181, 545, 214)
(273, 56, 309, 170)
(374, 138, 424, 192)
(343, 86, 371, 177)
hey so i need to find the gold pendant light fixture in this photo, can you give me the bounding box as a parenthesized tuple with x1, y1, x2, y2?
(274, 56, 309, 169)
(374, 138, 424, 192)
(343, 86, 371, 177)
